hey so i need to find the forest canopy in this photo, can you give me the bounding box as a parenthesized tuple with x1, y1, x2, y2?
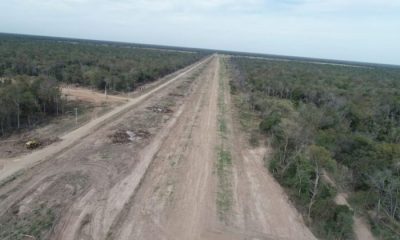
(0, 34, 204, 134)
(230, 56, 400, 239)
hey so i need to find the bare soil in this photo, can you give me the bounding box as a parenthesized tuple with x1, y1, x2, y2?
(0, 55, 316, 240)
(109, 129, 150, 144)
(0, 58, 207, 183)
(61, 86, 128, 104)
(0, 87, 127, 159)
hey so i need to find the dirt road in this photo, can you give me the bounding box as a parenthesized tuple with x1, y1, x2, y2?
(0, 56, 210, 183)
(0, 55, 315, 240)
(107, 56, 315, 240)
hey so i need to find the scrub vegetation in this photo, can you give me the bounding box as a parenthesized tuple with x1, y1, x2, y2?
(0, 34, 203, 135)
(229, 56, 400, 239)
(216, 58, 233, 221)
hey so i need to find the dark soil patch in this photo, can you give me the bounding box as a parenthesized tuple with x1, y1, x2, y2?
(109, 129, 150, 144)
(169, 93, 184, 97)
(146, 106, 173, 114)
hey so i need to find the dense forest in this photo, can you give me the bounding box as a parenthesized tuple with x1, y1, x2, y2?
(0, 34, 204, 135)
(229, 57, 400, 239)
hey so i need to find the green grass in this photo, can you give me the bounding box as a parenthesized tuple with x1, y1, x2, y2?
(215, 58, 233, 221)
(370, 219, 400, 240)
(219, 118, 227, 135)
(0, 204, 56, 240)
(216, 147, 233, 220)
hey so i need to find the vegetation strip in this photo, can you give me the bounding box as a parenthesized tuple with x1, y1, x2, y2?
(215, 58, 233, 221)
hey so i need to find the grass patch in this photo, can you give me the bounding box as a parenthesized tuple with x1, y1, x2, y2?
(215, 57, 233, 221)
(0, 204, 56, 240)
(219, 118, 227, 135)
(216, 147, 233, 220)
(370, 218, 400, 240)
(0, 170, 24, 188)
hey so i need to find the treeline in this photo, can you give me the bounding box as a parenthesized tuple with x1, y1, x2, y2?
(0, 35, 203, 91)
(0, 77, 61, 135)
(230, 57, 400, 239)
(0, 35, 204, 134)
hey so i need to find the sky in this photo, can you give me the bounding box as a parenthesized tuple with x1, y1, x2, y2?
(1, 0, 399, 65)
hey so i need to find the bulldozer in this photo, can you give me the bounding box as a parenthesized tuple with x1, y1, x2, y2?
(25, 140, 41, 150)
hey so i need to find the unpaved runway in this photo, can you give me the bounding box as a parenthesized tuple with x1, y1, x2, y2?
(110, 53, 221, 240)
(106, 56, 315, 240)
(0, 55, 316, 240)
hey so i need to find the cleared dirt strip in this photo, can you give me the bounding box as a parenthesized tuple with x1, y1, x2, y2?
(0, 56, 211, 183)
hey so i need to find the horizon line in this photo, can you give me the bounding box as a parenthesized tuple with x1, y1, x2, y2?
(1, 31, 399, 68)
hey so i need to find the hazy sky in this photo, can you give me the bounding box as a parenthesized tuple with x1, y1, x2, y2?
(1, 0, 399, 65)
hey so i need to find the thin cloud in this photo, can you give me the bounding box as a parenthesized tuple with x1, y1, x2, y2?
(0, 0, 399, 64)
(282, 0, 400, 14)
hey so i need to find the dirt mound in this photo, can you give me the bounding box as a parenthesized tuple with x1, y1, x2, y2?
(109, 129, 150, 144)
(146, 105, 173, 113)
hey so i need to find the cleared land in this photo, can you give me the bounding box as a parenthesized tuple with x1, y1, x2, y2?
(0, 55, 316, 240)
(0, 57, 209, 184)
(0, 87, 126, 159)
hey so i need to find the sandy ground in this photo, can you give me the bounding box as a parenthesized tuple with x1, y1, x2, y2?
(0, 57, 209, 183)
(0, 55, 316, 240)
(106, 56, 315, 240)
(0, 87, 126, 160)
(61, 86, 128, 104)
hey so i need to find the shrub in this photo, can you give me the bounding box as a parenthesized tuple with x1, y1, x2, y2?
(249, 132, 259, 147)
(259, 111, 281, 133)
(313, 201, 354, 240)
